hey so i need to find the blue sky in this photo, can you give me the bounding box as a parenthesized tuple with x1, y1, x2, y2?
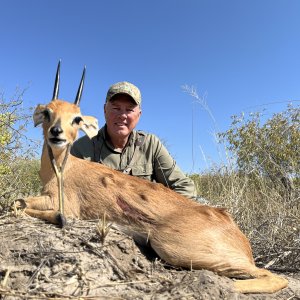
(1, 0, 300, 173)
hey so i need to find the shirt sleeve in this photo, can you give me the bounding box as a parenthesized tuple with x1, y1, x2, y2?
(70, 141, 82, 158)
(151, 135, 197, 199)
(70, 135, 94, 161)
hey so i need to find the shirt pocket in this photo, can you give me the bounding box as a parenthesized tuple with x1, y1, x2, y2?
(131, 163, 153, 181)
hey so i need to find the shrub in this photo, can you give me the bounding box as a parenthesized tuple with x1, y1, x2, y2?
(218, 105, 299, 198)
(0, 89, 41, 211)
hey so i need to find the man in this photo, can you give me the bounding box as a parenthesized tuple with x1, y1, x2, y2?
(71, 81, 196, 199)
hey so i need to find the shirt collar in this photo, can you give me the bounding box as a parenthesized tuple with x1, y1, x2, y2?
(100, 124, 137, 152)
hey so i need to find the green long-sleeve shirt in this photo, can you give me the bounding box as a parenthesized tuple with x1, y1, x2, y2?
(71, 126, 196, 199)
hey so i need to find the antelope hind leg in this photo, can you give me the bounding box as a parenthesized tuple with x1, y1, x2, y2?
(234, 268, 288, 294)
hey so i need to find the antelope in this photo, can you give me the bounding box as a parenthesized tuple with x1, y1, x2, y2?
(18, 62, 288, 294)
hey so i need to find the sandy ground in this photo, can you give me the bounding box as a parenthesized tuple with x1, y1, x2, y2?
(0, 214, 299, 300)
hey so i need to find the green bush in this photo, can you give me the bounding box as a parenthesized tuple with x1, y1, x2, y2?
(0, 89, 41, 211)
(218, 105, 299, 194)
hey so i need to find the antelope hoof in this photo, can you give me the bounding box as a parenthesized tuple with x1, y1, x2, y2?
(55, 212, 67, 228)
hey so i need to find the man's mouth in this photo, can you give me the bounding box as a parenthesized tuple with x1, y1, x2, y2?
(115, 123, 126, 127)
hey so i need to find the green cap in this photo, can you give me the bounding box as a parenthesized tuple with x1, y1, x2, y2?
(106, 81, 141, 105)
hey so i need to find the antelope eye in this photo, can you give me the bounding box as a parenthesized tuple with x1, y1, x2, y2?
(43, 110, 50, 122)
(73, 116, 83, 125)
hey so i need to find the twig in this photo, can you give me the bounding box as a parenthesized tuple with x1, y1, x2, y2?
(91, 279, 153, 289)
(0, 268, 11, 287)
(26, 258, 47, 287)
(104, 250, 128, 280)
(0, 287, 123, 299)
(264, 251, 292, 269)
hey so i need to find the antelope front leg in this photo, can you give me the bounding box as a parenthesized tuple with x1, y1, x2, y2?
(15, 195, 54, 211)
(14, 195, 66, 227)
(24, 208, 66, 227)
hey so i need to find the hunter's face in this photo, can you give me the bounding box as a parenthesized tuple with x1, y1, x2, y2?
(104, 94, 141, 141)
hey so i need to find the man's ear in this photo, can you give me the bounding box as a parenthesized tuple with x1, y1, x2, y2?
(79, 116, 99, 139)
(33, 105, 47, 127)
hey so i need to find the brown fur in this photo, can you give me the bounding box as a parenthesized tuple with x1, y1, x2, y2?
(22, 99, 288, 294)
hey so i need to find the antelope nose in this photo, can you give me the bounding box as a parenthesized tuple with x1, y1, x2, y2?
(50, 126, 63, 137)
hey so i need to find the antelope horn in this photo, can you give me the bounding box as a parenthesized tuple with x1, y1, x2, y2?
(52, 60, 61, 101)
(74, 66, 86, 106)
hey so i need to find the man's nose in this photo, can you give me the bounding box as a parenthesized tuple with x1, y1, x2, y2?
(117, 110, 127, 118)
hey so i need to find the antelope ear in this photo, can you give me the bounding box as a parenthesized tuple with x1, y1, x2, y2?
(79, 116, 99, 139)
(33, 105, 47, 127)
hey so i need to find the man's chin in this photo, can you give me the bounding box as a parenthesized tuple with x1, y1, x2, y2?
(114, 127, 130, 136)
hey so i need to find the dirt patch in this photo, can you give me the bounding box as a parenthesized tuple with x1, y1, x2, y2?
(0, 214, 299, 300)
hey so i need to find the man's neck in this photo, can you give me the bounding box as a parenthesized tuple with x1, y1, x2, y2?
(106, 130, 130, 151)
(111, 137, 128, 151)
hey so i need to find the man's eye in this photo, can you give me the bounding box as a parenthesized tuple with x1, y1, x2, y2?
(72, 116, 83, 125)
